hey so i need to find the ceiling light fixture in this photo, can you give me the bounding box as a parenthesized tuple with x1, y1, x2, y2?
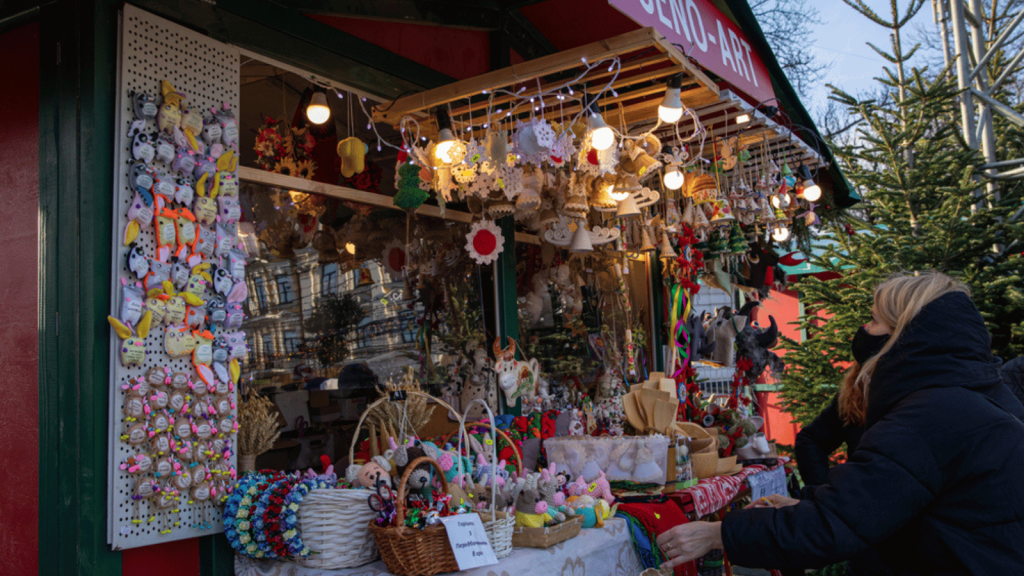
(306, 89, 331, 125)
(658, 73, 684, 124)
(586, 102, 615, 150)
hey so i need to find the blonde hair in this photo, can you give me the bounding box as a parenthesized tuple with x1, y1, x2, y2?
(838, 362, 865, 426)
(842, 271, 970, 425)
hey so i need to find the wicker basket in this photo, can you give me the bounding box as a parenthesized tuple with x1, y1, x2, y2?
(511, 515, 583, 548)
(454, 399, 517, 559)
(294, 489, 379, 569)
(369, 457, 459, 576)
(294, 391, 461, 570)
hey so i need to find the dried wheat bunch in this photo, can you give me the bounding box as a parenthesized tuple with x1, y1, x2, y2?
(238, 394, 282, 456)
(366, 367, 435, 442)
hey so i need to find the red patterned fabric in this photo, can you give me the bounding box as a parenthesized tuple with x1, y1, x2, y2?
(667, 461, 788, 518)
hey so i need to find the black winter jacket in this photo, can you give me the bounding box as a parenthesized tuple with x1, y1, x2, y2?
(794, 396, 863, 488)
(1002, 356, 1024, 407)
(722, 292, 1024, 574)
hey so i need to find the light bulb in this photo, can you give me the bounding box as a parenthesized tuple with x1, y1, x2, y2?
(663, 165, 684, 190)
(736, 113, 751, 124)
(771, 194, 782, 209)
(306, 91, 330, 125)
(433, 128, 456, 163)
(432, 108, 457, 163)
(345, 242, 356, 255)
(771, 224, 790, 242)
(802, 180, 822, 202)
(658, 89, 683, 123)
(609, 183, 630, 202)
(587, 105, 615, 150)
(658, 73, 684, 123)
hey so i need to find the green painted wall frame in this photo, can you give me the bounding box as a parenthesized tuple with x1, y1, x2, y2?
(34, 1, 458, 575)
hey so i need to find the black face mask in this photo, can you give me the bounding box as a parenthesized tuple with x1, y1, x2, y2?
(852, 326, 890, 365)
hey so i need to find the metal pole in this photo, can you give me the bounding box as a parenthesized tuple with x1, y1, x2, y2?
(950, 0, 977, 150)
(937, 0, 954, 70)
(968, 0, 999, 204)
(988, 46, 1024, 95)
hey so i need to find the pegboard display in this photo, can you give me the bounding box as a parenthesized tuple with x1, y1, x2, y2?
(107, 5, 241, 550)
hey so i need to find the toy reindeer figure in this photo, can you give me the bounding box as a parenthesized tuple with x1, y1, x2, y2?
(492, 337, 541, 405)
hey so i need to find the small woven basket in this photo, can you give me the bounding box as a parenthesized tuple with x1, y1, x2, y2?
(295, 391, 462, 570)
(369, 457, 459, 576)
(511, 515, 583, 548)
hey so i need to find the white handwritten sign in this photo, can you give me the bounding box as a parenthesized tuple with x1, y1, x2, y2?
(747, 466, 787, 502)
(440, 514, 499, 570)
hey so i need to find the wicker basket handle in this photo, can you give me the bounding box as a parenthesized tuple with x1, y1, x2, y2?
(347, 391, 464, 466)
(447, 421, 524, 475)
(455, 399, 499, 516)
(394, 456, 449, 527)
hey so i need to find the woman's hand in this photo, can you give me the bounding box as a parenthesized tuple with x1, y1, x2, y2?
(745, 493, 800, 509)
(656, 521, 723, 569)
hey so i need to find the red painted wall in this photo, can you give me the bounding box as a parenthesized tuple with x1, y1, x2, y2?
(752, 289, 801, 446)
(122, 539, 199, 576)
(0, 22, 40, 576)
(519, 0, 639, 50)
(307, 15, 491, 80)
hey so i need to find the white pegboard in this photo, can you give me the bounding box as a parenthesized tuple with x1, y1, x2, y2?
(107, 5, 240, 550)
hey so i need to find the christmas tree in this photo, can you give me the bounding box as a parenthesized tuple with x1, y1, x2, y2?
(778, 0, 1024, 428)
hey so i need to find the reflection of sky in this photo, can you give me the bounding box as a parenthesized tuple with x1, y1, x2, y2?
(802, 0, 932, 117)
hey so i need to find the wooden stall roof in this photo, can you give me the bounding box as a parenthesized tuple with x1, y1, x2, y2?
(371, 27, 720, 132)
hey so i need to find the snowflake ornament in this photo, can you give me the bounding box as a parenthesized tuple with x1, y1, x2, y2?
(465, 220, 505, 265)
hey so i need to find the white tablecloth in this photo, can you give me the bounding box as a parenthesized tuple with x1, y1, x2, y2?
(235, 518, 642, 576)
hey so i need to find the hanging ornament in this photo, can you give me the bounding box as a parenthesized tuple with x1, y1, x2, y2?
(465, 220, 505, 265)
(381, 240, 407, 277)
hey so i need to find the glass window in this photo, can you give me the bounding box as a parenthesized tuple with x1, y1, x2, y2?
(253, 276, 268, 311)
(261, 334, 274, 357)
(283, 330, 301, 354)
(321, 263, 339, 296)
(276, 274, 294, 304)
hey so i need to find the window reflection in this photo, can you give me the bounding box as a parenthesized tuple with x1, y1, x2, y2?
(238, 181, 490, 396)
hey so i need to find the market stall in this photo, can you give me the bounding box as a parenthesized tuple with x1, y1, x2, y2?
(95, 4, 833, 575)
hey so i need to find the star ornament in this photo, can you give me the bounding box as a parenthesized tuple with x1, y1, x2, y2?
(465, 220, 505, 265)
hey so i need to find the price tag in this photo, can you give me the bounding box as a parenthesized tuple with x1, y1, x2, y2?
(747, 466, 787, 502)
(440, 514, 498, 570)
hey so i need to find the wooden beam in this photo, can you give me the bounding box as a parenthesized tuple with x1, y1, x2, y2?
(237, 166, 539, 243)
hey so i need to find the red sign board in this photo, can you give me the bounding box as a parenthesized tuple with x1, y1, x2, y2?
(609, 0, 775, 105)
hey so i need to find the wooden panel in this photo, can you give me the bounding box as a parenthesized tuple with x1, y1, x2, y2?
(373, 27, 718, 125)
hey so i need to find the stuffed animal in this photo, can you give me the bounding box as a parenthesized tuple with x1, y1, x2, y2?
(108, 311, 152, 367)
(510, 475, 556, 528)
(158, 80, 184, 134)
(566, 470, 615, 503)
(389, 438, 434, 493)
(345, 453, 394, 490)
(566, 494, 610, 528)
(493, 337, 541, 405)
(132, 90, 158, 121)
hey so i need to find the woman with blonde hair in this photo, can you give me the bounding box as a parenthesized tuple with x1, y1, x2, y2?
(658, 271, 1024, 574)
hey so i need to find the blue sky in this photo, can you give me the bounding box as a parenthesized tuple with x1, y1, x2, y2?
(801, 0, 934, 116)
